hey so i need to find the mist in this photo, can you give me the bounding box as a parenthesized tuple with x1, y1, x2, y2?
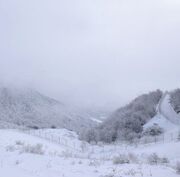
(0, 0, 180, 109)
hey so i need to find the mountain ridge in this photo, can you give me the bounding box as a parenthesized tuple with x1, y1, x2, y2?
(0, 86, 95, 131)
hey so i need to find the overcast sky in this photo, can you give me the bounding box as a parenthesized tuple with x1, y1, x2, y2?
(0, 0, 180, 109)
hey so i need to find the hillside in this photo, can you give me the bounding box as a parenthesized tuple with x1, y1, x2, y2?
(0, 87, 95, 131)
(80, 88, 180, 144)
(80, 90, 163, 143)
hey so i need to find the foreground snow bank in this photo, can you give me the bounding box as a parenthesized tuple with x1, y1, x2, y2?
(0, 129, 180, 177)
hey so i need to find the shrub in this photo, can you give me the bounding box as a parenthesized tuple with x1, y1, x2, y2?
(28, 125, 39, 130)
(176, 161, 180, 174)
(147, 153, 160, 165)
(100, 174, 115, 177)
(21, 143, 44, 155)
(51, 125, 56, 129)
(61, 150, 73, 158)
(89, 160, 100, 167)
(143, 124, 164, 136)
(15, 140, 24, 146)
(147, 153, 169, 165)
(160, 157, 169, 164)
(6, 145, 16, 152)
(113, 154, 130, 164)
(177, 131, 180, 141)
(79, 128, 98, 143)
(128, 153, 139, 163)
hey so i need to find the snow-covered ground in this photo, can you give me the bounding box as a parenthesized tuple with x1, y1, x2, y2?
(0, 128, 180, 177)
(1, 92, 180, 177)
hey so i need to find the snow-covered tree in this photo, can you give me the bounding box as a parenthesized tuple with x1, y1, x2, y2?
(80, 90, 163, 143)
(170, 89, 180, 113)
(143, 124, 164, 136)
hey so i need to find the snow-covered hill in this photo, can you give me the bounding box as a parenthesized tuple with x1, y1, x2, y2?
(80, 90, 163, 143)
(0, 87, 95, 131)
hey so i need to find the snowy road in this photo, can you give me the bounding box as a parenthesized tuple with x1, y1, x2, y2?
(158, 92, 180, 125)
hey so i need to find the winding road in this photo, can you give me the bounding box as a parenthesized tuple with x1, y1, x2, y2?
(157, 92, 180, 125)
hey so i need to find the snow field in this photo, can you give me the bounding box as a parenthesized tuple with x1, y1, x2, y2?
(0, 129, 180, 177)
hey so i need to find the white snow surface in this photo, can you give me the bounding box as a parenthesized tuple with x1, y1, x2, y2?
(0, 128, 180, 177)
(159, 93, 180, 125)
(144, 113, 178, 132)
(144, 92, 180, 132)
(90, 117, 103, 123)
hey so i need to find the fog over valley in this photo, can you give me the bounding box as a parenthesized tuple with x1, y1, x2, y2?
(1, 0, 180, 110)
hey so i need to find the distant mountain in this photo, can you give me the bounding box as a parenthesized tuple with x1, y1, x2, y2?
(0, 87, 95, 131)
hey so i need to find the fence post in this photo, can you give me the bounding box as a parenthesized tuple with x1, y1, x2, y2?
(115, 142, 117, 152)
(163, 133, 165, 143)
(171, 133, 173, 141)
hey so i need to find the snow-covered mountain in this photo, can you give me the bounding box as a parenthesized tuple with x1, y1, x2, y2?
(0, 87, 95, 131)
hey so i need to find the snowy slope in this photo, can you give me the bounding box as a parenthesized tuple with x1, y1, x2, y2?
(1, 129, 180, 177)
(144, 113, 178, 132)
(0, 87, 95, 131)
(159, 93, 180, 125)
(144, 92, 180, 132)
